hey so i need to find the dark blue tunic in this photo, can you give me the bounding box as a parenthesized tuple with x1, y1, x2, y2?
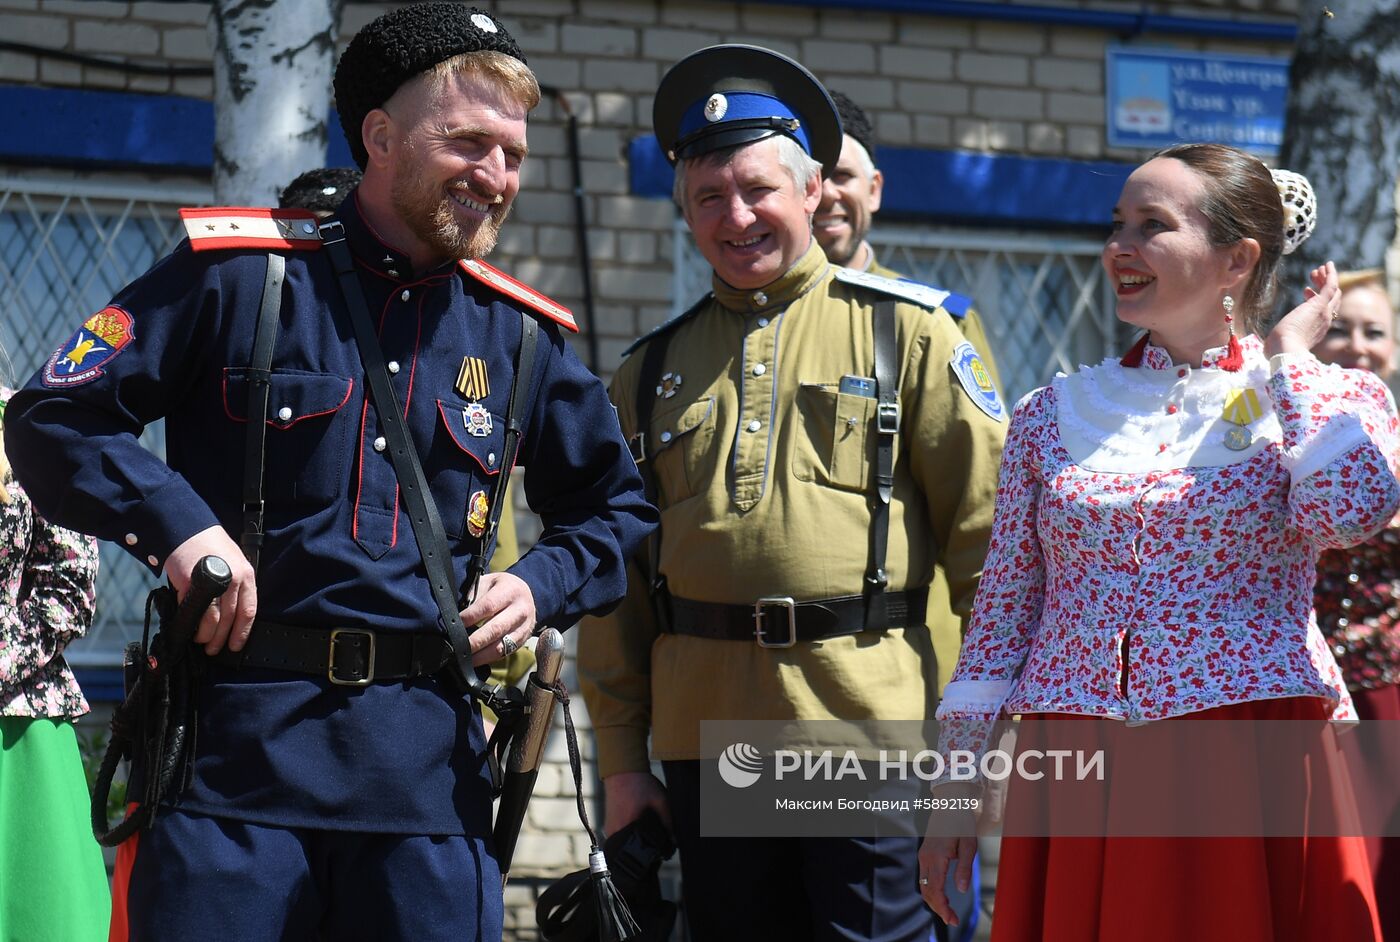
(5, 194, 655, 835)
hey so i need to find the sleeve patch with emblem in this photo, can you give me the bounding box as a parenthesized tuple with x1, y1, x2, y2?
(42, 305, 136, 388)
(950, 341, 1005, 422)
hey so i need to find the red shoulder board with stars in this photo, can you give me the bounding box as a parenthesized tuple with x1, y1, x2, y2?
(179, 207, 323, 252)
(459, 259, 578, 333)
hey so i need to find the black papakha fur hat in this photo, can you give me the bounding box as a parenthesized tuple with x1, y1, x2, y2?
(278, 167, 363, 213)
(828, 89, 876, 164)
(334, 3, 527, 169)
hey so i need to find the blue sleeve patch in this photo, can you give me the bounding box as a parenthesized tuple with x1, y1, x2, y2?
(950, 341, 1005, 422)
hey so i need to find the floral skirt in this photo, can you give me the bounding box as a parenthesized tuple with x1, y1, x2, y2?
(0, 716, 111, 941)
(988, 698, 1380, 942)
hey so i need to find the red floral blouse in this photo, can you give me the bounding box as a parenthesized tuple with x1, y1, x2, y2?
(937, 337, 1400, 767)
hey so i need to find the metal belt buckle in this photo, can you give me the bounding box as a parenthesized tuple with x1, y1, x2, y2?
(876, 400, 900, 435)
(328, 628, 376, 686)
(753, 596, 797, 648)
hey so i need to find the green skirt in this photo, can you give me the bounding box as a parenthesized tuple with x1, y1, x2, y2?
(0, 717, 111, 942)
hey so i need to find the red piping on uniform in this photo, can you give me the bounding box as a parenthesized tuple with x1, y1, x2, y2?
(220, 370, 354, 426)
(352, 192, 414, 262)
(190, 235, 322, 252)
(435, 401, 502, 475)
(181, 206, 316, 222)
(351, 394, 371, 543)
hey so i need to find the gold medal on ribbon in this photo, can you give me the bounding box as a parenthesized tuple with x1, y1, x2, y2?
(1221, 388, 1263, 451)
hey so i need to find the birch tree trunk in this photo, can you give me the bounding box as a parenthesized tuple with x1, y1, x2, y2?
(1278, 0, 1400, 293)
(209, 0, 341, 206)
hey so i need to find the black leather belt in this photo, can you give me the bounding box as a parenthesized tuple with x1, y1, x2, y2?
(210, 621, 452, 686)
(664, 589, 928, 648)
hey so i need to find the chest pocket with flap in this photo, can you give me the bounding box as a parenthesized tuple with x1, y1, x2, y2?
(222, 367, 355, 507)
(647, 394, 716, 506)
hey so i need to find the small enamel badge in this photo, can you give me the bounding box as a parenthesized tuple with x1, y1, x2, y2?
(463, 402, 494, 438)
(467, 490, 490, 539)
(704, 93, 728, 122)
(950, 342, 1005, 422)
(656, 372, 682, 399)
(43, 306, 135, 388)
(456, 356, 490, 401)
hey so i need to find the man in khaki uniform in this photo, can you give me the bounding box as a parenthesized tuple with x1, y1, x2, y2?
(578, 46, 1006, 942)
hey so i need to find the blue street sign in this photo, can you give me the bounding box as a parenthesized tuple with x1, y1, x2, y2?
(1106, 46, 1290, 154)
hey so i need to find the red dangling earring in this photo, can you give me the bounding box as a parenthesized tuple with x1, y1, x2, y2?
(1220, 294, 1244, 371)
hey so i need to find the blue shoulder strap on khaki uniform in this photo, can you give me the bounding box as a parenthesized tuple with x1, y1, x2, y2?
(832, 267, 973, 319)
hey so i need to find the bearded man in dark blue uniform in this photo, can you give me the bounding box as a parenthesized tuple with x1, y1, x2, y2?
(3, 5, 654, 940)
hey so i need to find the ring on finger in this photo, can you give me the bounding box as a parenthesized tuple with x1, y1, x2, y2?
(500, 635, 518, 657)
(918, 876, 929, 886)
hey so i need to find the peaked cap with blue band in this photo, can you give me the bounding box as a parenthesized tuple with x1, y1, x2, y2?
(653, 44, 842, 171)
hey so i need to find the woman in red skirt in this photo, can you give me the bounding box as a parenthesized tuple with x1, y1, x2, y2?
(919, 144, 1394, 941)
(1311, 267, 1400, 939)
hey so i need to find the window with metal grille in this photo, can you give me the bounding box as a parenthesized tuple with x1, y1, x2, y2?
(0, 174, 208, 666)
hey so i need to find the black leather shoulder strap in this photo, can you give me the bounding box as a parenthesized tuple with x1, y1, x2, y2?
(629, 329, 676, 631)
(239, 252, 285, 573)
(465, 312, 538, 604)
(866, 298, 898, 627)
(319, 222, 482, 692)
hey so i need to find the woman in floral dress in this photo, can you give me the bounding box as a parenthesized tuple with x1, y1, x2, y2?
(0, 386, 109, 939)
(1311, 267, 1400, 938)
(919, 144, 1397, 941)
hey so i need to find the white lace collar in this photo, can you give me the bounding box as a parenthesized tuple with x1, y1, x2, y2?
(1054, 336, 1280, 473)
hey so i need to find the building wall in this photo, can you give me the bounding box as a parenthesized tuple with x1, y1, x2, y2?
(0, 1, 1298, 936)
(0, 0, 1298, 366)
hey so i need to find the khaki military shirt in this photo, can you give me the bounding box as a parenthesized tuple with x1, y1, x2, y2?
(865, 247, 1003, 692)
(578, 240, 1006, 777)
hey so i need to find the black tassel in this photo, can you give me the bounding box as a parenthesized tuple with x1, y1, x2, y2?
(552, 681, 642, 941)
(588, 849, 641, 942)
